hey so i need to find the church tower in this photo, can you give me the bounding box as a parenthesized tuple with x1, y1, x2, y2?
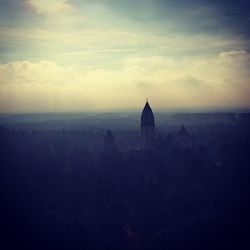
(141, 100, 155, 144)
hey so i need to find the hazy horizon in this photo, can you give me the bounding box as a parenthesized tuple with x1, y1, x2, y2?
(1, 104, 250, 114)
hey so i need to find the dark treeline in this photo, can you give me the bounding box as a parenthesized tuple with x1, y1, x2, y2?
(0, 122, 250, 250)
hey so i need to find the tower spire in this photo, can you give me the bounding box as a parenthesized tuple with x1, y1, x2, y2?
(141, 100, 155, 145)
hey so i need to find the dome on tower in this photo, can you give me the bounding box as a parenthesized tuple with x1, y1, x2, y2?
(141, 101, 155, 127)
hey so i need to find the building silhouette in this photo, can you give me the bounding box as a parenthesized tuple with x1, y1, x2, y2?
(179, 124, 188, 137)
(141, 100, 155, 145)
(103, 130, 117, 152)
(176, 124, 192, 148)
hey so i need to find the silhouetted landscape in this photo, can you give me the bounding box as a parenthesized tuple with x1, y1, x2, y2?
(1, 0, 250, 249)
(1, 105, 250, 250)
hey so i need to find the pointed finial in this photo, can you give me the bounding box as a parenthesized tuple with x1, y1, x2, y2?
(146, 98, 148, 102)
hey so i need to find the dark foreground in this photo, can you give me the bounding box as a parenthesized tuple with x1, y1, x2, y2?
(0, 113, 250, 250)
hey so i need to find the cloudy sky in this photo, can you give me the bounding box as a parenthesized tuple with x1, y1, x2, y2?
(0, 0, 250, 112)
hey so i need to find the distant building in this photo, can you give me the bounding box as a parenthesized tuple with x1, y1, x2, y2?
(176, 124, 192, 148)
(141, 100, 155, 145)
(179, 124, 188, 137)
(104, 130, 116, 151)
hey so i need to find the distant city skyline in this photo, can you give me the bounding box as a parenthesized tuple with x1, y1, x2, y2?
(0, 0, 250, 112)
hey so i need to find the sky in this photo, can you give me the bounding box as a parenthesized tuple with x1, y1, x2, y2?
(0, 0, 250, 112)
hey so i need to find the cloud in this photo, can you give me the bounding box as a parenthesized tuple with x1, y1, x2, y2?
(0, 50, 249, 112)
(0, 0, 42, 27)
(68, 0, 250, 36)
(0, 0, 249, 66)
(29, 0, 74, 14)
(219, 50, 250, 64)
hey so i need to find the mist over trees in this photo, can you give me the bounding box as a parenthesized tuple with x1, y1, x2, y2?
(0, 112, 249, 250)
